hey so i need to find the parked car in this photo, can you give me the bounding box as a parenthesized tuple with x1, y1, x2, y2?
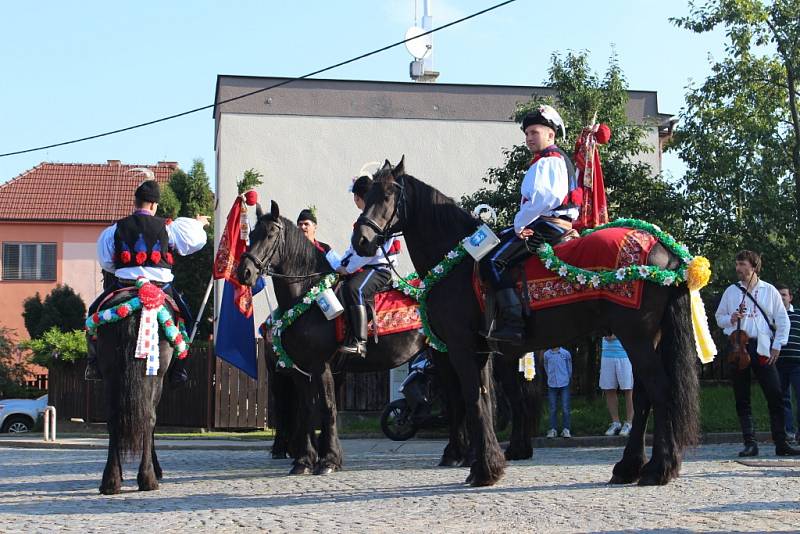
(0, 394, 48, 433)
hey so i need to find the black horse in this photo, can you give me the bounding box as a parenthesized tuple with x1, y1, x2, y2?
(237, 201, 430, 475)
(95, 290, 176, 494)
(352, 157, 700, 487)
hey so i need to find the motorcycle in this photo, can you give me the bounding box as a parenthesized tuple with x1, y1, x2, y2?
(380, 349, 448, 441)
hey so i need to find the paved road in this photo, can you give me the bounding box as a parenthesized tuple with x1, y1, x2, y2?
(0, 441, 797, 533)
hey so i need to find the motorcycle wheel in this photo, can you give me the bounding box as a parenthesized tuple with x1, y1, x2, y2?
(380, 399, 418, 441)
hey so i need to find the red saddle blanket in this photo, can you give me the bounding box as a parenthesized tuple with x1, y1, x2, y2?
(476, 226, 658, 311)
(336, 288, 422, 342)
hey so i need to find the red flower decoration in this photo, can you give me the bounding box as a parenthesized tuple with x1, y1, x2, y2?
(244, 190, 259, 206)
(138, 282, 166, 309)
(174, 334, 184, 344)
(92, 312, 100, 324)
(121, 251, 132, 264)
(177, 350, 189, 360)
(165, 252, 174, 265)
(151, 251, 162, 264)
(164, 319, 174, 328)
(135, 251, 147, 265)
(116, 305, 130, 318)
(595, 123, 612, 144)
(165, 218, 173, 225)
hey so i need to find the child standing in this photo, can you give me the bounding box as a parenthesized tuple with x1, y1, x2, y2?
(544, 346, 573, 438)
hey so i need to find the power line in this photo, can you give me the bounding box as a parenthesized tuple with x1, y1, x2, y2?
(0, 0, 517, 159)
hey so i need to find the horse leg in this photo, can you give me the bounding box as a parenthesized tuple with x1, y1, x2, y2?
(271, 371, 293, 460)
(151, 434, 163, 480)
(288, 374, 317, 475)
(610, 380, 650, 484)
(100, 419, 122, 495)
(623, 340, 675, 486)
(495, 355, 534, 460)
(137, 409, 159, 491)
(314, 366, 343, 475)
(452, 349, 506, 486)
(433, 351, 467, 467)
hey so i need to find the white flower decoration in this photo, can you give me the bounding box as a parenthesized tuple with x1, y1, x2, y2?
(663, 277, 674, 286)
(310, 286, 320, 295)
(276, 358, 285, 367)
(638, 265, 650, 277)
(652, 224, 662, 232)
(274, 320, 283, 329)
(446, 251, 458, 259)
(545, 259, 553, 269)
(433, 265, 444, 274)
(576, 274, 587, 285)
(590, 275, 601, 288)
(418, 282, 426, 289)
(287, 309, 294, 317)
(615, 268, 627, 280)
(558, 266, 568, 277)
(302, 296, 312, 304)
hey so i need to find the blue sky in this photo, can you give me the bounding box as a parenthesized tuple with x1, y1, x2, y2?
(0, 1, 726, 185)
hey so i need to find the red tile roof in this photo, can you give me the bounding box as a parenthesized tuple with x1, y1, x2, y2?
(0, 161, 178, 223)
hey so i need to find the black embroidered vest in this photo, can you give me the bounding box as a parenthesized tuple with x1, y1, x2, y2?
(113, 213, 173, 270)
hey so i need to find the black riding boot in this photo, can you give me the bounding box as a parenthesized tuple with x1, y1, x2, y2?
(339, 305, 368, 358)
(84, 334, 102, 381)
(168, 357, 189, 386)
(486, 288, 525, 345)
(738, 415, 759, 457)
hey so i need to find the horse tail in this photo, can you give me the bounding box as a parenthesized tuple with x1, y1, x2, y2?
(115, 313, 150, 457)
(661, 285, 700, 453)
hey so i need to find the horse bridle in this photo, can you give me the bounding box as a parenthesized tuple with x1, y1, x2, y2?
(355, 176, 407, 244)
(241, 216, 331, 283)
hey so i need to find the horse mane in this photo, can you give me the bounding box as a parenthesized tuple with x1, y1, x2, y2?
(273, 214, 332, 290)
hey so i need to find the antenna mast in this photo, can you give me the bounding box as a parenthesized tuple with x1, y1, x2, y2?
(407, 0, 439, 82)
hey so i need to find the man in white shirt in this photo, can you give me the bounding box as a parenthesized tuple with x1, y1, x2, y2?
(483, 105, 579, 345)
(85, 179, 209, 381)
(714, 250, 800, 456)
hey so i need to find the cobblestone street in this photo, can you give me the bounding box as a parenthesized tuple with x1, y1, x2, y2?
(0, 441, 798, 532)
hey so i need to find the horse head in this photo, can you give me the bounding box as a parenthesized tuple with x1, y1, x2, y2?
(237, 199, 284, 287)
(352, 155, 407, 256)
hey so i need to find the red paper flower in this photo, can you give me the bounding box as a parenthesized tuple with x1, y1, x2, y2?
(92, 312, 100, 324)
(116, 305, 130, 318)
(177, 350, 189, 360)
(244, 190, 259, 206)
(135, 251, 147, 265)
(121, 251, 132, 264)
(164, 319, 174, 328)
(138, 282, 166, 309)
(165, 252, 174, 265)
(165, 218, 173, 225)
(174, 334, 184, 344)
(595, 123, 612, 144)
(151, 251, 162, 264)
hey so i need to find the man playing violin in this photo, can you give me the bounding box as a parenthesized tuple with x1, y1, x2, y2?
(714, 250, 800, 457)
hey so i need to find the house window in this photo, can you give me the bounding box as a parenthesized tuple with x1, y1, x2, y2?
(2, 243, 57, 281)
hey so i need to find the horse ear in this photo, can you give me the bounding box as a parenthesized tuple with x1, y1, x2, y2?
(256, 203, 264, 219)
(381, 159, 392, 171)
(394, 155, 405, 177)
(270, 200, 280, 220)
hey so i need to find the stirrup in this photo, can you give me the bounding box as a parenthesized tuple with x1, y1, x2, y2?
(339, 341, 367, 358)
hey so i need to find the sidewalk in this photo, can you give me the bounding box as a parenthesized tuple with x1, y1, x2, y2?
(0, 431, 762, 452)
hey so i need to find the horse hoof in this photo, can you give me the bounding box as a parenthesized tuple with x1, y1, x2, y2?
(314, 465, 337, 475)
(99, 483, 121, 495)
(637, 474, 668, 486)
(289, 464, 313, 475)
(608, 474, 637, 485)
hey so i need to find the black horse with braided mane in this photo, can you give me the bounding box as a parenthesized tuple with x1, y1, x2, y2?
(352, 157, 701, 487)
(237, 201, 435, 475)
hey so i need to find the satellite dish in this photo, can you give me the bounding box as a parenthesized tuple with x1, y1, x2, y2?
(404, 26, 432, 59)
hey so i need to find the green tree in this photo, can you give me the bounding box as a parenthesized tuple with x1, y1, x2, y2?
(21, 285, 86, 339)
(671, 0, 800, 291)
(0, 326, 29, 398)
(157, 159, 216, 341)
(462, 51, 686, 233)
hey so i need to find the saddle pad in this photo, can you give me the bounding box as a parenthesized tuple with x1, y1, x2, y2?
(336, 287, 422, 342)
(473, 227, 658, 311)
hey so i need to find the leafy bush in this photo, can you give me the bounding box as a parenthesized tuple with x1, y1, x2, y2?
(19, 328, 87, 368)
(22, 285, 86, 339)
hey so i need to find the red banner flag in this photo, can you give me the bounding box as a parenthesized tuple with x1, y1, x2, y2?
(572, 123, 611, 232)
(213, 193, 258, 317)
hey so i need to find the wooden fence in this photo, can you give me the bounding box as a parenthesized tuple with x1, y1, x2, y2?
(48, 339, 390, 429)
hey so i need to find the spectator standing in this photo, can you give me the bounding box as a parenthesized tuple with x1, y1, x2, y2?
(543, 346, 572, 438)
(776, 283, 800, 443)
(600, 335, 634, 437)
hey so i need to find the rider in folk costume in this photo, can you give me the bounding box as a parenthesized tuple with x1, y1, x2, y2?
(714, 250, 800, 457)
(336, 174, 401, 357)
(84, 179, 209, 382)
(483, 104, 580, 345)
(296, 208, 331, 254)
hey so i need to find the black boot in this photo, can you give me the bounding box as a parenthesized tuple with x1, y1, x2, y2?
(168, 357, 189, 387)
(775, 441, 800, 456)
(738, 415, 758, 457)
(486, 288, 525, 345)
(339, 305, 368, 358)
(84, 334, 102, 381)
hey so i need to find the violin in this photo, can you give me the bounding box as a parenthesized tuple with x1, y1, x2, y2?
(727, 302, 751, 371)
